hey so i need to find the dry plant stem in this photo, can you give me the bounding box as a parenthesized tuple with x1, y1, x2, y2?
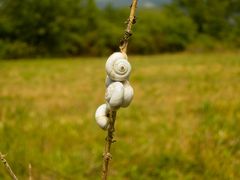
(120, 0, 138, 54)
(102, 110, 117, 180)
(0, 152, 18, 180)
(102, 1, 138, 180)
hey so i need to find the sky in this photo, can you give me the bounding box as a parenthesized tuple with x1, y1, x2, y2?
(96, 0, 171, 8)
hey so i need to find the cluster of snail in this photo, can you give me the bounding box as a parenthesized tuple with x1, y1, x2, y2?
(95, 52, 134, 130)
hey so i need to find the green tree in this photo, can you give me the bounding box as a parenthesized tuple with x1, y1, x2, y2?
(174, 0, 239, 39)
(0, 0, 85, 57)
(130, 6, 196, 53)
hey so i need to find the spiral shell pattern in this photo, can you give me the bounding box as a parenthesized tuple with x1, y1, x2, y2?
(106, 53, 131, 81)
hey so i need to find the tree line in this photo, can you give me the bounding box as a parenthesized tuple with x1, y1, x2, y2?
(0, 0, 239, 59)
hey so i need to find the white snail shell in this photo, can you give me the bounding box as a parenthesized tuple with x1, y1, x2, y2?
(95, 104, 110, 130)
(105, 82, 124, 110)
(95, 52, 133, 130)
(106, 52, 131, 81)
(122, 81, 134, 108)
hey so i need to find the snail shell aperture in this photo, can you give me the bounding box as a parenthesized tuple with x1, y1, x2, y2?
(95, 104, 110, 130)
(106, 52, 131, 81)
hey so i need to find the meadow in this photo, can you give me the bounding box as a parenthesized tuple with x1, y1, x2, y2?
(0, 53, 240, 179)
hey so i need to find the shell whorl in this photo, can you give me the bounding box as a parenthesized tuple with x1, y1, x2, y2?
(95, 104, 110, 130)
(105, 81, 134, 109)
(105, 82, 124, 110)
(106, 52, 131, 81)
(122, 81, 134, 108)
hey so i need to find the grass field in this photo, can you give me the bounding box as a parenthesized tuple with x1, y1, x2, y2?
(0, 53, 240, 179)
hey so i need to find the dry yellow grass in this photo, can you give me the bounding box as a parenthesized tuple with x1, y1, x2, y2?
(0, 52, 240, 179)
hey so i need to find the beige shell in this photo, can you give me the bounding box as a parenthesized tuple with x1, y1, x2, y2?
(105, 82, 124, 110)
(106, 52, 131, 81)
(95, 104, 110, 130)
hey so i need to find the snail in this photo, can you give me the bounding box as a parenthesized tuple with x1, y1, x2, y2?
(105, 82, 124, 110)
(95, 104, 110, 130)
(106, 52, 131, 82)
(105, 81, 134, 109)
(95, 52, 134, 130)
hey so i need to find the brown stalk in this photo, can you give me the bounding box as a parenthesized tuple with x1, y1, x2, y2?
(101, 110, 117, 180)
(119, 0, 138, 54)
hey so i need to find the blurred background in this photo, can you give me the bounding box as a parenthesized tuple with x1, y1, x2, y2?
(0, 0, 240, 179)
(0, 0, 239, 58)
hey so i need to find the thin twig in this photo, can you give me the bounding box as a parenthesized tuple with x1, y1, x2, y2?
(0, 152, 18, 180)
(120, 0, 138, 54)
(101, 111, 117, 180)
(101, 1, 138, 180)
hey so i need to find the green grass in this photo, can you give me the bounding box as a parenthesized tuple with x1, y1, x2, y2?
(0, 52, 240, 179)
